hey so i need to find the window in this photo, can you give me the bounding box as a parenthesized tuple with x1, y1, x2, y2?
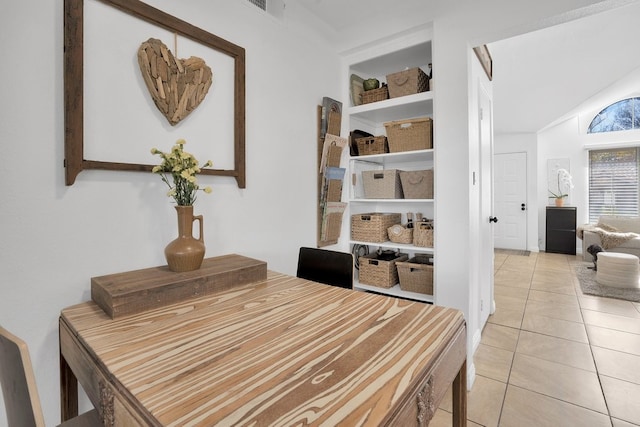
(589, 148, 640, 222)
(588, 97, 640, 133)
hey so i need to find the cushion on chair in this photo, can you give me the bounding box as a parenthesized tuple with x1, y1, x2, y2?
(598, 216, 640, 233)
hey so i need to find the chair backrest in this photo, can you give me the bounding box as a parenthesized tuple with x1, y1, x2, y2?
(296, 247, 354, 289)
(0, 326, 45, 427)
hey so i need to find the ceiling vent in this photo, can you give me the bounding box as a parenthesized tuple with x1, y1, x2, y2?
(247, 0, 266, 11)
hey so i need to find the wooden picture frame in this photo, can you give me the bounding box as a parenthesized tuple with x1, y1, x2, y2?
(473, 44, 492, 81)
(64, 0, 246, 187)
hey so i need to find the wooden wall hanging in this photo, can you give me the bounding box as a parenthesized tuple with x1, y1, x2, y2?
(473, 44, 492, 81)
(137, 38, 213, 126)
(64, 0, 246, 187)
(317, 97, 346, 247)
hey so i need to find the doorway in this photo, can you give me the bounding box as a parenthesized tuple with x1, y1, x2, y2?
(494, 152, 527, 250)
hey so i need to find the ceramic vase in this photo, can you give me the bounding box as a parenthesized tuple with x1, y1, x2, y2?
(555, 198, 564, 207)
(165, 205, 205, 272)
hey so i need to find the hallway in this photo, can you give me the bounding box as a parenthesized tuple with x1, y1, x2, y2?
(432, 251, 640, 426)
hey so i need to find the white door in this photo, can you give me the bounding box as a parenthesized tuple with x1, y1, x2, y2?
(478, 86, 494, 326)
(494, 152, 527, 250)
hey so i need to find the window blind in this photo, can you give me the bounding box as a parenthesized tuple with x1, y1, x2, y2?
(589, 147, 640, 222)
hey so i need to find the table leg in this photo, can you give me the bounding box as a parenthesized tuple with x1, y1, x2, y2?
(452, 360, 467, 427)
(60, 351, 79, 421)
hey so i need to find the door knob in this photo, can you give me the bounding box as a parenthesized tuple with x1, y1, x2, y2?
(489, 216, 498, 223)
(521, 203, 526, 211)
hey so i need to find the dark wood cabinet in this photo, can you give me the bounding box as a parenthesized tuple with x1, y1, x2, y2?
(546, 207, 577, 255)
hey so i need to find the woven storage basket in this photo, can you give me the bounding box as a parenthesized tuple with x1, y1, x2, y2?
(363, 169, 404, 199)
(397, 255, 434, 294)
(414, 220, 434, 247)
(351, 212, 401, 242)
(361, 86, 389, 104)
(384, 117, 433, 153)
(356, 136, 388, 156)
(400, 169, 434, 199)
(387, 224, 413, 244)
(386, 67, 429, 98)
(359, 252, 409, 288)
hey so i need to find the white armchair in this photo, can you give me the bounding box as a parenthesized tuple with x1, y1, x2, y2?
(579, 215, 640, 261)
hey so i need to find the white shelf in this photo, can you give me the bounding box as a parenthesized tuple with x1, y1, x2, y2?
(351, 149, 434, 164)
(350, 198, 433, 203)
(349, 92, 433, 123)
(354, 282, 434, 304)
(350, 240, 434, 253)
(350, 42, 432, 78)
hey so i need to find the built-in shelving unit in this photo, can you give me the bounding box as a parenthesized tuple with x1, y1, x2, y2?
(342, 33, 435, 303)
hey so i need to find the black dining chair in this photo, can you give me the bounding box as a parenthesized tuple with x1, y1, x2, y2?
(296, 247, 354, 289)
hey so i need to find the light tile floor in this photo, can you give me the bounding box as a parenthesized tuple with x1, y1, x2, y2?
(432, 251, 640, 427)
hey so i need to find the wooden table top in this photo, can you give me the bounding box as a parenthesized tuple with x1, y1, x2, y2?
(61, 271, 465, 426)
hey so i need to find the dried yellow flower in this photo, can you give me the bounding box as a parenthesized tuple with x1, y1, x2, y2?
(151, 139, 213, 205)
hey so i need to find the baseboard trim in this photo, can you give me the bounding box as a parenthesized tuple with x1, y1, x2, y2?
(472, 328, 482, 354)
(467, 361, 476, 390)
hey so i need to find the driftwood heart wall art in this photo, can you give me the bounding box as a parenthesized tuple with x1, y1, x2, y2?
(137, 38, 213, 125)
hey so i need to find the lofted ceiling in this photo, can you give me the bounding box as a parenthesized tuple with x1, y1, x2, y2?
(294, 0, 640, 134)
(490, 1, 640, 134)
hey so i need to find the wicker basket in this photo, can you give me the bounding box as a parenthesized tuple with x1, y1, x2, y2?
(361, 86, 389, 104)
(397, 255, 434, 294)
(400, 170, 434, 199)
(363, 169, 404, 199)
(414, 220, 434, 247)
(356, 136, 388, 156)
(386, 67, 429, 98)
(351, 212, 401, 242)
(384, 117, 433, 153)
(359, 252, 409, 288)
(387, 224, 413, 244)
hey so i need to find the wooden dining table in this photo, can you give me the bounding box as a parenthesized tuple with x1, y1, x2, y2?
(60, 264, 466, 426)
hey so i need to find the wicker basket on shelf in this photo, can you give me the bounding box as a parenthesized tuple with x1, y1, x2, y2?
(397, 255, 434, 294)
(361, 86, 389, 104)
(359, 252, 409, 288)
(414, 220, 434, 247)
(362, 169, 404, 199)
(384, 117, 433, 153)
(387, 224, 413, 244)
(356, 136, 388, 156)
(386, 67, 429, 98)
(400, 170, 434, 199)
(351, 212, 401, 242)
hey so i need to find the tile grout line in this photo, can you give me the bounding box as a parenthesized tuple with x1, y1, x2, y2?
(494, 251, 530, 427)
(494, 252, 618, 425)
(570, 256, 614, 423)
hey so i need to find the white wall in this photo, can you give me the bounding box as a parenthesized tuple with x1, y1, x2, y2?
(0, 0, 340, 423)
